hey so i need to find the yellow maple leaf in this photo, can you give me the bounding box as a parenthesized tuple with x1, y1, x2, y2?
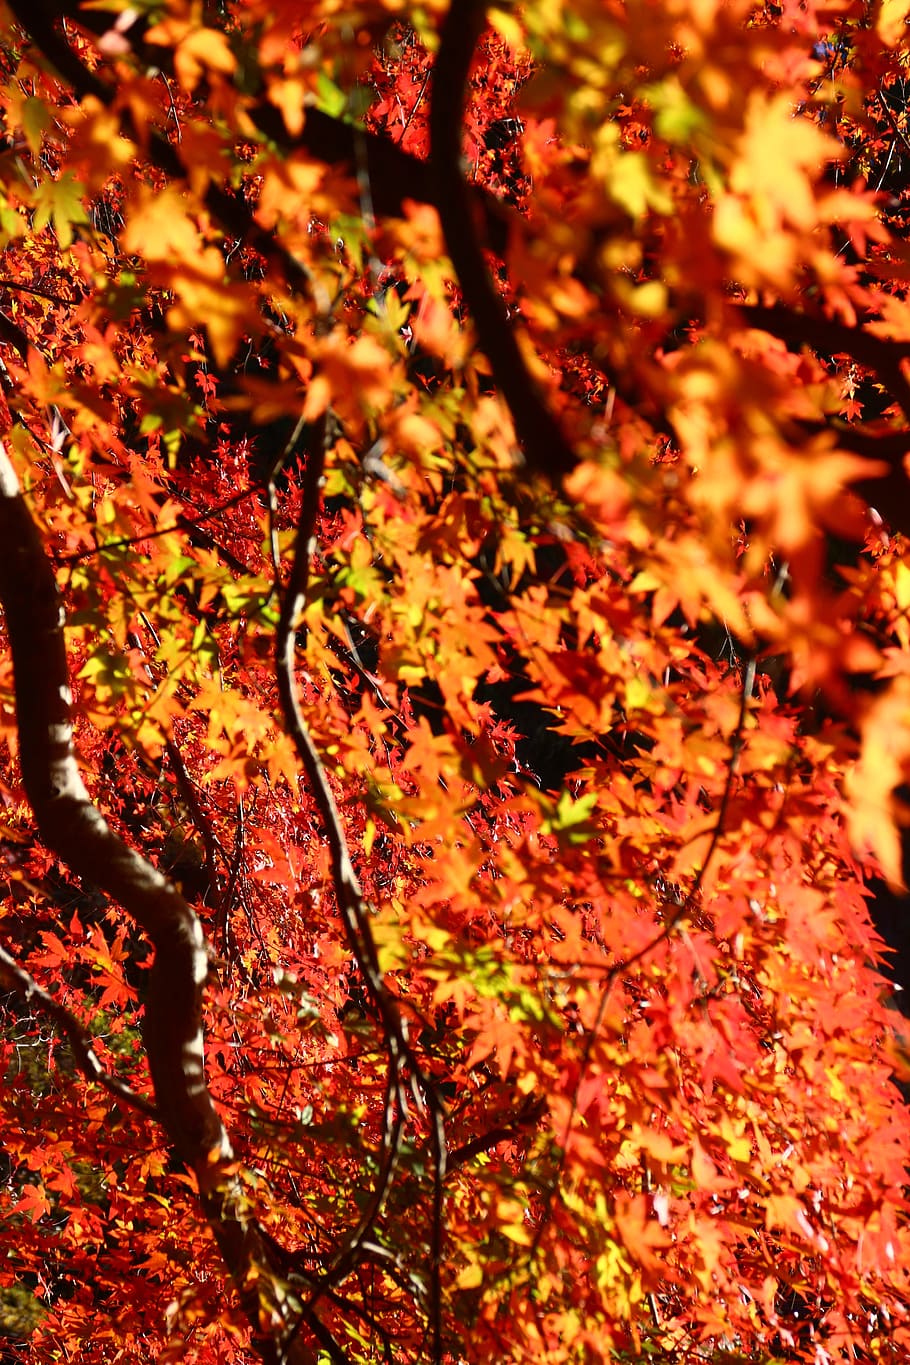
(267, 75, 310, 138)
(145, 15, 236, 92)
(167, 246, 257, 368)
(60, 97, 134, 193)
(123, 187, 259, 365)
(846, 675, 910, 889)
(879, 0, 910, 46)
(732, 94, 833, 230)
(256, 154, 327, 230)
(122, 185, 201, 262)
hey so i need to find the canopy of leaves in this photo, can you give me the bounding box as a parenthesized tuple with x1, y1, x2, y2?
(0, 2, 909, 1363)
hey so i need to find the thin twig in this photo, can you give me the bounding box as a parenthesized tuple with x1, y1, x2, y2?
(0, 937, 158, 1116)
(877, 85, 910, 160)
(426, 1093, 447, 1363)
(56, 485, 262, 566)
(447, 1095, 546, 1170)
(273, 417, 448, 1354)
(319, 1066, 404, 1289)
(529, 654, 756, 1261)
(0, 278, 80, 306)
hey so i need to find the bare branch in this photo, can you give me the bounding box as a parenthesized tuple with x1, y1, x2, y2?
(447, 1096, 546, 1171)
(430, 0, 577, 480)
(0, 441, 331, 1365)
(273, 421, 419, 1072)
(0, 278, 80, 306)
(56, 485, 262, 567)
(0, 937, 157, 1116)
(273, 421, 448, 1356)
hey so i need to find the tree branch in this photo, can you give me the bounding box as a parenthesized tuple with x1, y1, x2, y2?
(0, 310, 30, 360)
(740, 304, 910, 533)
(273, 420, 448, 1357)
(47, 0, 514, 257)
(0, 441, 332, 1365)
(0, 937, 157, 1116)
(273, 421, 419, 1081)
(57, 485, 262, 567)
(740, 301, 910, 423)
(5, 0, 318, 305)
(430, 0, 577, 480)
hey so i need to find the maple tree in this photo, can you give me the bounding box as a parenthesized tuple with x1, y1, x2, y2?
(2, 0, 910, 1362)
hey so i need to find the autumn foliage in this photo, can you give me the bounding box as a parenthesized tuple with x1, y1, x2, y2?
(2, 0, 910, 1361)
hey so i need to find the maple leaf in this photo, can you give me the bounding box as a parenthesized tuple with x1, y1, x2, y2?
(31, 171, 88, 249)
(613, 1191, 672, 1272)
(15, 1183, 52, 1223)
(846, 675, 910, 888)
(145, 14, 237, 92)
(1, 3, 910, 1363)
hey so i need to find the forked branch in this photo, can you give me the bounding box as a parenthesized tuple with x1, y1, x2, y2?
(273, 422, 448, 1362)
(0, 442, 333, 1365)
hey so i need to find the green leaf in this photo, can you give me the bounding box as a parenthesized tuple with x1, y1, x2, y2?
(608, 152, 673, 220)
(545, 790, 599, 845)
(32, 171, 89, 248)
(645, 79, 707, 143)
(22, 97, 49, 157)
(316, 71, 347, 119)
